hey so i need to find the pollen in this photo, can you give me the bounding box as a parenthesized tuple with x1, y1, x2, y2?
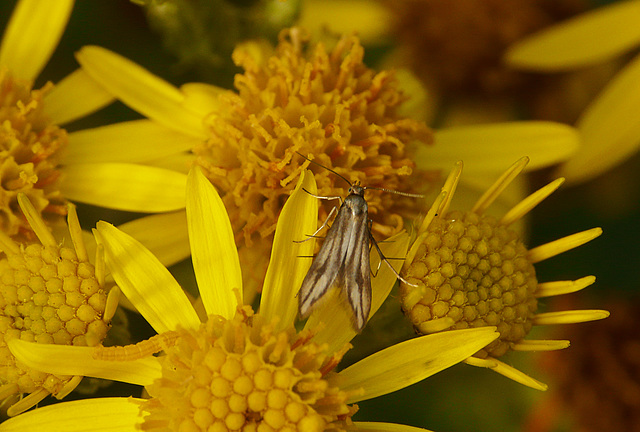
(140, 308, 355, 432)
(401, 210, 537, 358)
(0, 68, 68, 240)
(0, 196, 116, 415)
(193, 27, 433, 287)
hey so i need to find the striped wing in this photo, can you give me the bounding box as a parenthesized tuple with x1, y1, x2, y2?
(297, 203, 354, 318)
(342, 216, 371, 331)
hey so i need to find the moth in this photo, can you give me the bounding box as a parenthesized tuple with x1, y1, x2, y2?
(296, 153, 420, 331)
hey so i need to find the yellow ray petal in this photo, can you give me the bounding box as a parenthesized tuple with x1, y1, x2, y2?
(17, 194, 55, 247)
(472, 156, 529, 214)
(308, 232, 410, 355)
(180, 82, 226, 118)
(437, 161, 463, 216)
(43, 69, 115, 125)
(339, 327, 499, 403)
(118, 211, 190, 268)
(533, 309, 610, 325)
(146, 151, 194, 174)
(66, 120, 198, 165)
(76, 45, 207, 139)
(500, 178, 565, 226)
(0, 0, 73, 81)
(60, 163, 187, 212)
(0, 397, 143, 431)
(511, 339, 570, 351)
(558, 52, 640, 184)
(299, 0, 391, 45)
(405, 191, 447, 270)
(261, 170, 318, 331)
(465, 356, 548, 390)
(186, 167, 242, 319)
(505, 0, 640, 71)
(421, 122, 579, 175)
(8, 339, 160, 386)
(96, 221, 200, 333)
(536, 275, 596, 298)
(527, 227, 602, 263)
(353, 422, 434, 432)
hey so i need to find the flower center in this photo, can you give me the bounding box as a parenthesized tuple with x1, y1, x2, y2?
(140, 309, 355, 432)
(400, 210, 538, 358)
(0, 68, 68, 240)
(193, 28, 433, 248)
(0, 242, 109, 396)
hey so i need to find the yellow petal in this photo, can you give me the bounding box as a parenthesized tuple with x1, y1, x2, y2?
(96, 221, 200, 333)
(307, 232, 410, 355)
(465, 356, 548, 390)
(260, 170, 318, 331)
(299, 0, 390, 45)
(186, 167, 242, 319)
(0, 0, 73, 81)
(558, 52, 640, 183)
(8, 339, 160, 386)
(533, 309, 610, 325)
(0, 397, 143, 432)
(43, 69, 115, 125)
(76, 45, 207, 138)
(528, 227, 602, 263)
(505, 0, 640, 71)
(353, 422, 434, 432)
(339, 327, 499, 403)
(422, 122, 579, 175)
(66, 120, 197, 165)
(60, 163, 187, 212)
(118, 211, 191, 268)
(180, 82, 227, 118)
(146, 151, 195, 174)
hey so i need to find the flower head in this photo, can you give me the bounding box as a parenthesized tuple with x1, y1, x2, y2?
(2, 167, 499, 430)
(505, 0, 640, 183)
(387, 0, 586, 95)
(0, 0, 113, 240)
(0, 195, 118, 416)
(74, 27, 437, 295)
(399, 158, 609, 390)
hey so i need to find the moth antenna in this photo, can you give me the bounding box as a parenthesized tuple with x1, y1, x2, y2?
(295, 151, 353, 187)
(365, 186, 424, 198)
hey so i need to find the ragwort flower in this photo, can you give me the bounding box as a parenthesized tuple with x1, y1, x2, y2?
(399, 158, 609, 390)
(0, 195, 118, 416)
(505, 0, 640, 183)
(71, 26, 580, 296)
(0, 0, 114, 241)
(1, 167, 499, 431)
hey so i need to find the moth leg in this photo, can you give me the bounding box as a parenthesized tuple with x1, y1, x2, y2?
(370, 235, 418, 287)
(302, 188, 343, 205)
(293, 205, 338, 243)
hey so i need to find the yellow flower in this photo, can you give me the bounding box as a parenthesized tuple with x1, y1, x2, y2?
(70, 27, 580, 298)
(0, 0, 114, 240)
(1, 167, 499, 430)
(0, 195, 119, 415)
(398, 158, 609, 390)
(505, 0, 640, 184)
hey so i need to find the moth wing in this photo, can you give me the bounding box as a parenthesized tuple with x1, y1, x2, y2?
(343, 216, 371, 331)
(298, 205, 352, 318)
